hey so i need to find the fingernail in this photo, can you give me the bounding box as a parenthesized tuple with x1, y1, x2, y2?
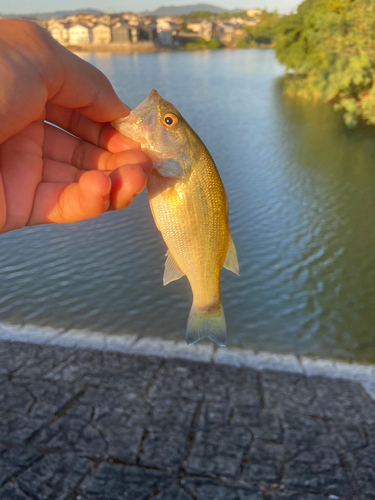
(138, 159, 153, 175)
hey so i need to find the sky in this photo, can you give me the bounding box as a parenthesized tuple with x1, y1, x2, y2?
(0, 0, 300, 16)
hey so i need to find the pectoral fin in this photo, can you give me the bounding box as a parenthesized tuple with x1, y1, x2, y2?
(223, 234, 240, 275)
(163, 250, 185, 286)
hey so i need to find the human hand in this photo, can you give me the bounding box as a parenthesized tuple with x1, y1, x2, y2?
(0, 19, 152, 234)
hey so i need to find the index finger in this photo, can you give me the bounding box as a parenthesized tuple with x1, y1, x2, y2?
(0, 19, 130, 143)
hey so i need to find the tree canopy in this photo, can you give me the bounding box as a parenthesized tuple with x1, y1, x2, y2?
(275, 0, 375, 127)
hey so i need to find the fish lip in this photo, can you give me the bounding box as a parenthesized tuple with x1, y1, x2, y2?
(111, 89, 161, 144)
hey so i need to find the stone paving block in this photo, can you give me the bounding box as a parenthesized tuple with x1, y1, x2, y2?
(140, 432, 187, 469)
(242, 439, 283, 483)
(0, 341, 40, 376)
(232, 407, 282, 442)
(81, 462, 175, 500)
(269, 488, 328, 499)
(283, 413, 332, 460)
(309, 376, 375, 423)
(0, 382, 34, 416)
(74, 424, 108, 457)
(32, 415, 89, 450)
(0, 413, 46, 445)
(0, 459, 20, 487)
(225, 368, 260, 407)
(283, 447, 352, 497)
(262, 371, 324, 417)
(93, 405, 145, 462)
(184, 477, 263, 500)
(187, 426, 251, 478)
(0, 482, 33, 499)
(329, 421, 367, 452)
(16, 452, 92, 500)
(0, 446, 42, 488)
(11, 346, 72, 381)
(26, 380, 78, 416)
(148, 359, 207, 401)
(153, 484, 191, 500)
(80, 386, 141, 409)
(345, 444, 375, 498)
(197, 401, 232, 431)
(147, 399, 197, 435)
(106, 427, 144, 463)
(43, 361, 87, 383)
(99, 355, 162, 392)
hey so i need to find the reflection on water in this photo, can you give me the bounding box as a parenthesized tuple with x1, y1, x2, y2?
(1, 49, 375, 362)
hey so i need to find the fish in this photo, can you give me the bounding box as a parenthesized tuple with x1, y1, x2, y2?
(112, 89, 239, 346)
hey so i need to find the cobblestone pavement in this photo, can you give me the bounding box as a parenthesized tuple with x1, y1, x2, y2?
(0, 339, 375, 500)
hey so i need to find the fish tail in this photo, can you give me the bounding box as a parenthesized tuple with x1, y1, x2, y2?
(186, 303, 227, 347)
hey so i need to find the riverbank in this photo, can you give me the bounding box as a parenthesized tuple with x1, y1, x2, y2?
(0, 335, 374, 499)
(68, 41, 158, 53)
(68, 42, 271, 53)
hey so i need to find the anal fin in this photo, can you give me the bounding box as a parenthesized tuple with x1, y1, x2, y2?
(223, 233, 240, 275)
(163, 250, 185, 286)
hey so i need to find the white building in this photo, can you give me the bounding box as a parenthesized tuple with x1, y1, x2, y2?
(68, 24, 92, 45)
(187, 20, 212, 41)
(156, 18, 175, 46)
(47, 21, 69, 45)
(92, 24, 111, 44)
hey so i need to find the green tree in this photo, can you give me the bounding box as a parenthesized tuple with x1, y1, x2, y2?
(275, 0, 375, 127)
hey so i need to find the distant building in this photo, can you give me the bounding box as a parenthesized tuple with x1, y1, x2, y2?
(111, 22, 139, 43)
(111, 22, 131, 43)
(68, 24, 92, 45)
(246, 9, 262, 17)
(156, 18, 178, 46)
(48, 21, 69, 45)
(92, 24, 111, 44)
(139, 25, 156, 42)
(187, 20, 212, 41)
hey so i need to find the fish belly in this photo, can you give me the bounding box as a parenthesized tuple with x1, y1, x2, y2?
(147, 152, 229, 347)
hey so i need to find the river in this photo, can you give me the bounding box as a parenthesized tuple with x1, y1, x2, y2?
(1, 49, 375, 363)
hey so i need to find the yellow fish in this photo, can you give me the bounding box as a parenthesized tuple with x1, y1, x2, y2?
(112, 89, 239, 346)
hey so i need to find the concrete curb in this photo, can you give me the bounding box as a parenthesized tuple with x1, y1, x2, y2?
(1, 321, 374, 401)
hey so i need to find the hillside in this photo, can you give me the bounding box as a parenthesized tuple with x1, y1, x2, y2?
(149, 4, 242, 16)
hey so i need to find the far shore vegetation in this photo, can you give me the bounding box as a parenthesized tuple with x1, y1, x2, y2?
(274, 0, 375, 128)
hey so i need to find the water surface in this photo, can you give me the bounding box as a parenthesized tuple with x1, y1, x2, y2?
(1, 49, 375, 362)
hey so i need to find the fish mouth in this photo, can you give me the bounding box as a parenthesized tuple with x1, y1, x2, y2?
(111, 89, 160, 146)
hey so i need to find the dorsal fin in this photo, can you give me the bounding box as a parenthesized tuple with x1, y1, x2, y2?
(163, 250, 185, 286)
(223, 234, 240, 275)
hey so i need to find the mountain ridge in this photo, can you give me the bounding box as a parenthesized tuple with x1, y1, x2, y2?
(0, 4, 245, 20)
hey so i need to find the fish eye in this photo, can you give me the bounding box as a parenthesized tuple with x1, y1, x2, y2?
(163, 112, 179, 128)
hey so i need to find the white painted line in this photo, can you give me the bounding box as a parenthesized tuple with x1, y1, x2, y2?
(0, 321, 374, 401)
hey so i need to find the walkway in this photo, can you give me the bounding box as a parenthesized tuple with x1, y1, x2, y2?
(0, 338, 374, 500)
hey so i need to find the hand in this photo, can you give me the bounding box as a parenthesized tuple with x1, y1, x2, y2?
(0, 19, 152, 234)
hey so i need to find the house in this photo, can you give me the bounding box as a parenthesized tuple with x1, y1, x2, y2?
(215, 21, 235, 43)
(92, 24, 111, 44)
(139, 25, 156, 42)
(156, 18, 178, 46)
(112, 22, 131, 43)
(68, 24, 92, 45)
(111, 22, 139, 43)
(187, 20, 212, 41)
(47, 21, 69, 45)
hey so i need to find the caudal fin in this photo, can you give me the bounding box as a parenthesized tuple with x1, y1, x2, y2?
(186, 303, 227, 347)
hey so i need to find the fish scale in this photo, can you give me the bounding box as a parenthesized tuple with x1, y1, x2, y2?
(112, 89, 239, 346)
